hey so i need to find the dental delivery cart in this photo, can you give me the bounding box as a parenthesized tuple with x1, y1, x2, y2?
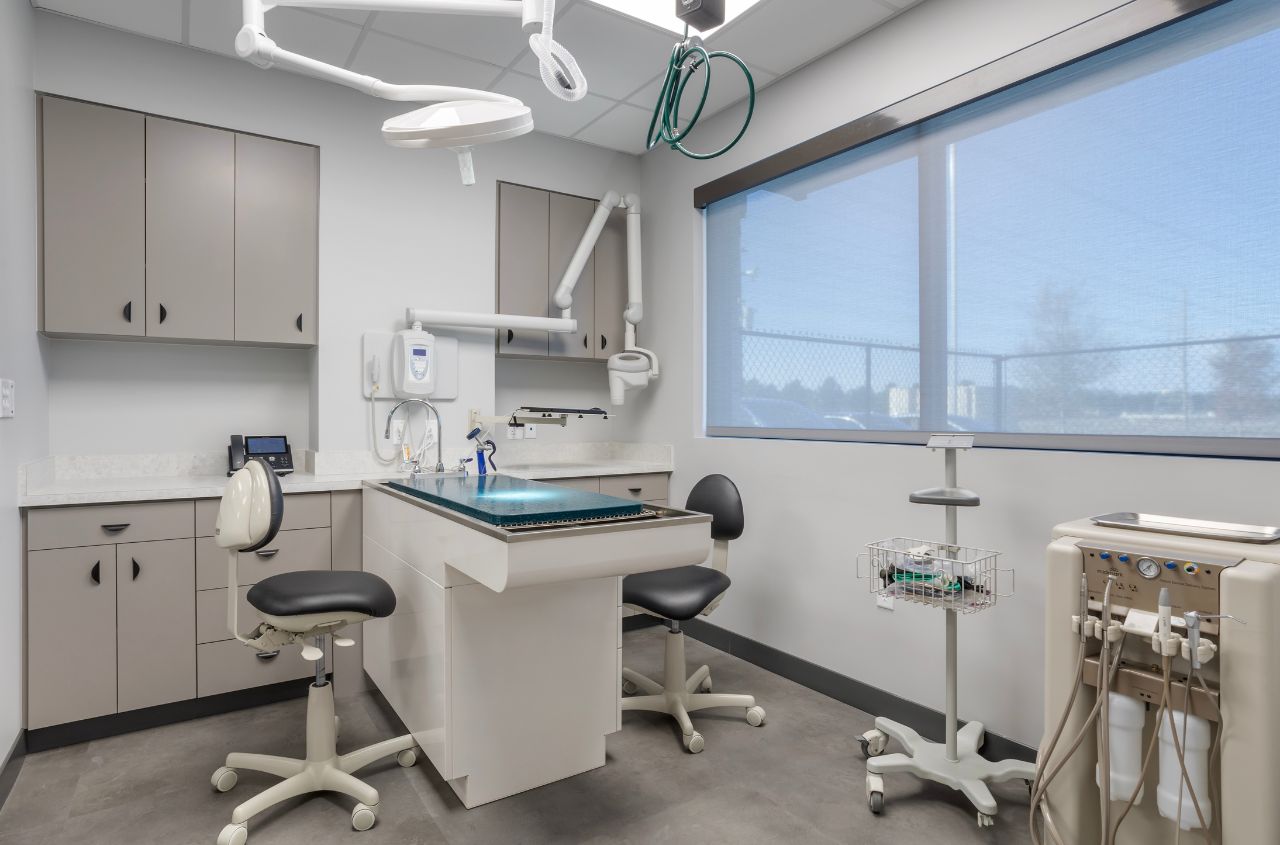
(858, 434, 1035, 827)
(1036, 514, 1280, 844)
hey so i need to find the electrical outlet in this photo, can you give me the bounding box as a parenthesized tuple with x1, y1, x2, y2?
(875, 594, 895, 611)
(524, 424, 537, 439)
(0, 379, 12, 419)
(506, 425, 523, 440)
(389, 419, 406, 443)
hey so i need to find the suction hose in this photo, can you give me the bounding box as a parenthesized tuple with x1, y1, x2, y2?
(529, 0, 587, 101)
(646, 30, 755, 160)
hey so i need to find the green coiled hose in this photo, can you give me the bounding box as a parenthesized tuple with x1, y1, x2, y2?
(646, 34, 756, 160)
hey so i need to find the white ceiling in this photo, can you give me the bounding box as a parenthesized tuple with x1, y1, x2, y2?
(31, 0, 922, 155)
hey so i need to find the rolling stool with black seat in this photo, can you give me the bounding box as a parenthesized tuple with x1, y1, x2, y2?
(620, 474, 765, 752)
(209, 458, 419, 845)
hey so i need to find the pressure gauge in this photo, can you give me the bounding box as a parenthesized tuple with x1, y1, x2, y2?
(1136, 557, 1161, 579)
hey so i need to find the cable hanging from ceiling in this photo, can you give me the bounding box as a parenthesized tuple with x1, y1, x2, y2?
(646, 23, 756, 160)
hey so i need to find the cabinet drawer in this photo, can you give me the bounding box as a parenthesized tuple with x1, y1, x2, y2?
(548, 476, 599, 493)
(28, 501, 194, 551)
(196, 586, 254, 644)
(196, 492, 330, 537)
(196, 527, 332, 590)
(599, 473, 668, 503)
(197, 639, 314, 697)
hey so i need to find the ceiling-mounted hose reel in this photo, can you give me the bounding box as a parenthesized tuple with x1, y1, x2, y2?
(646, 0, 756, 160)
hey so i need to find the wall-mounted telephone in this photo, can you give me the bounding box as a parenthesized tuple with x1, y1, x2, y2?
(228, 435, 294, 476)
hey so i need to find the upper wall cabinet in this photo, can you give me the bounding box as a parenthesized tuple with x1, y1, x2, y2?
(41, 97, 146, 338)
(39, 96, 319, 348)
(496, 181, 627, 362)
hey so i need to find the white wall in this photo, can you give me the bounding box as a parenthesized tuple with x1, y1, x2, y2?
(631, 0, 1277, 748)
(495, 358, 639, 444)
(0, 0, 45, 756)
(31, 13, 639, 461)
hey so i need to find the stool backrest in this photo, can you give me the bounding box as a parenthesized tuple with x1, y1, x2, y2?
(686, 474, 743, 542)
(216, 458, 283, 553)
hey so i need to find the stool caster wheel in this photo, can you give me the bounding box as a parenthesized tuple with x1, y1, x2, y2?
(683, 731, 705, 754)
(621, 678, 638, 696)
(397, 748, 417, 768)
(746, 705, 766, 727)
(211, 767, 238, 793)
(217, 823, 248, 845)
(352, 803, 378, 831)
(869, 791, 884, 815)
(977, 812, 994, 828)
(859, 729, 888, 758)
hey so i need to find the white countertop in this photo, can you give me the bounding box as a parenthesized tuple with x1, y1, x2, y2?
(19, 443, 674, 508)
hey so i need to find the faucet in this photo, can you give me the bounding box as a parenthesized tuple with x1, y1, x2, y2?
(384, 399, 445, 474)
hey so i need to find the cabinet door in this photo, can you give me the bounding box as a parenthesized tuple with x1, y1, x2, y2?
(235, 134, 318, 345)
(497, 182, 550, 356)
(146, 117, 235, 341)
(593, 211, 629, 359)
(548, 194, 595, 358)
(41, 97, 145, 337)
(117, 539, 195, 711)
(27, 545, 117, 729)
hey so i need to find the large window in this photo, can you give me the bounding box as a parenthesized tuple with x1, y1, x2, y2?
(705, 0, 1280, 456)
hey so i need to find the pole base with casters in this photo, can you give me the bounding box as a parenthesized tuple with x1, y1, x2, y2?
(620, 623, 765, 753)
(211, 676, 419, 844)
(861, 718, 1035, 827)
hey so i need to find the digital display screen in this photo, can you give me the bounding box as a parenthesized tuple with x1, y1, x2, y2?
(413, 348, 428, 357)
(245, 436, 288, 455)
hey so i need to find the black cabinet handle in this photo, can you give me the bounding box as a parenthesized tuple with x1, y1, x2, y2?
(507, 329, 514, 344)
(628, 487, 643, 494)
(296, 313, 303, 332)
(158, 303, 168, 324)
(583, 334, 588, 349)
(601, 334, 607, 350)
(90, 561, 100, 585)
(255, 651, 280, 661)
(101, 523, 130, 534)
(122, 302, 132, 323)
(255, 549, 279, 559)
(132, 558, 140, 580)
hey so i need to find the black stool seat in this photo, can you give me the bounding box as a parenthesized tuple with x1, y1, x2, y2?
(247, 570, 397, 619)
(623, 565, 730, 622)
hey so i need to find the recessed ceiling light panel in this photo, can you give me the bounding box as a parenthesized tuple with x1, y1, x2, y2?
(585, 0, 765, 36)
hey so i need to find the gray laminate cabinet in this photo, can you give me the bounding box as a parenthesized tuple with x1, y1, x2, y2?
(593, 211, 628, 359)
(116, 539, 196, 711)
(497, 182, 551, 356)
(41, 97, 145, 338)
(548, 193, 595, 359)
(145, 117, 235, 341)
(234, 134, 319, 346)
(27, 545, 118, 729)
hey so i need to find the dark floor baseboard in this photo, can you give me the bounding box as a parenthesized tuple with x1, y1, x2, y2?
(25, 675, 323, 754)
(0, 731, 25, 813)
(630, 614, 1035, 764)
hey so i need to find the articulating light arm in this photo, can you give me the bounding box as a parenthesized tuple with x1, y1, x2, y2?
(552, 191, 646, 340)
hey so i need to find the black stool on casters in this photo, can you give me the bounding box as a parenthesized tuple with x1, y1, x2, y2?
(209, 458, 419, 845)
(620, 474, 766, 753)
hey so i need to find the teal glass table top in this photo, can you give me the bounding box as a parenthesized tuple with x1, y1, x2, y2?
(385, 474, 645, 527)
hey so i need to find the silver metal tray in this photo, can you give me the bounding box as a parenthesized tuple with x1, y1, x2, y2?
(1090, 512, 1280, 544)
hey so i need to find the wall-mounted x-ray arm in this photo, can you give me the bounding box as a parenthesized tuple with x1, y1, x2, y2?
(236, 0, 587, 184)
(553, 192, 659, 405)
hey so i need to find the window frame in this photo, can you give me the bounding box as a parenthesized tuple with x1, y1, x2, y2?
(700, 0, 1280, 459)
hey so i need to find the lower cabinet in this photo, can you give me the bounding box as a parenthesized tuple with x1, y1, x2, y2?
(116, 539, 195, 711)
(27, 545, 119, 729)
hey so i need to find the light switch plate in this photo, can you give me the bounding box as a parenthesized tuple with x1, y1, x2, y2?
(524, 424, 537, 439)
(0, 379, 14, 419)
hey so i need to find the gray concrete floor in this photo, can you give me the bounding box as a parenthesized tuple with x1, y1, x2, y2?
(0, 628, 1032, 844)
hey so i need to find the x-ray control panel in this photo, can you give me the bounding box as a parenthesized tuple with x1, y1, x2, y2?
(1080, 543, 1242, 616)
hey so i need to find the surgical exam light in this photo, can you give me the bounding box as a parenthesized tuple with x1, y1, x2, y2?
(235, 0, 587, 184)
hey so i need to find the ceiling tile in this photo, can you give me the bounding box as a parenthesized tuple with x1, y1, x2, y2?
(708, 0, 893, 77)
(305, 8, 370, 25)
(491, 71, 614, 139)
(351, 31, 503, 90)
(370, 9, 528, 68)
(189, 2, 363, 65)
(572, 103, 653, 155)
(36, 0, 183, 42)
(513, 3, 677, 101)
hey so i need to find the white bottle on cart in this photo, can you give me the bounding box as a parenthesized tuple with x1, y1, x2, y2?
(1158, 709, 1212, 830)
